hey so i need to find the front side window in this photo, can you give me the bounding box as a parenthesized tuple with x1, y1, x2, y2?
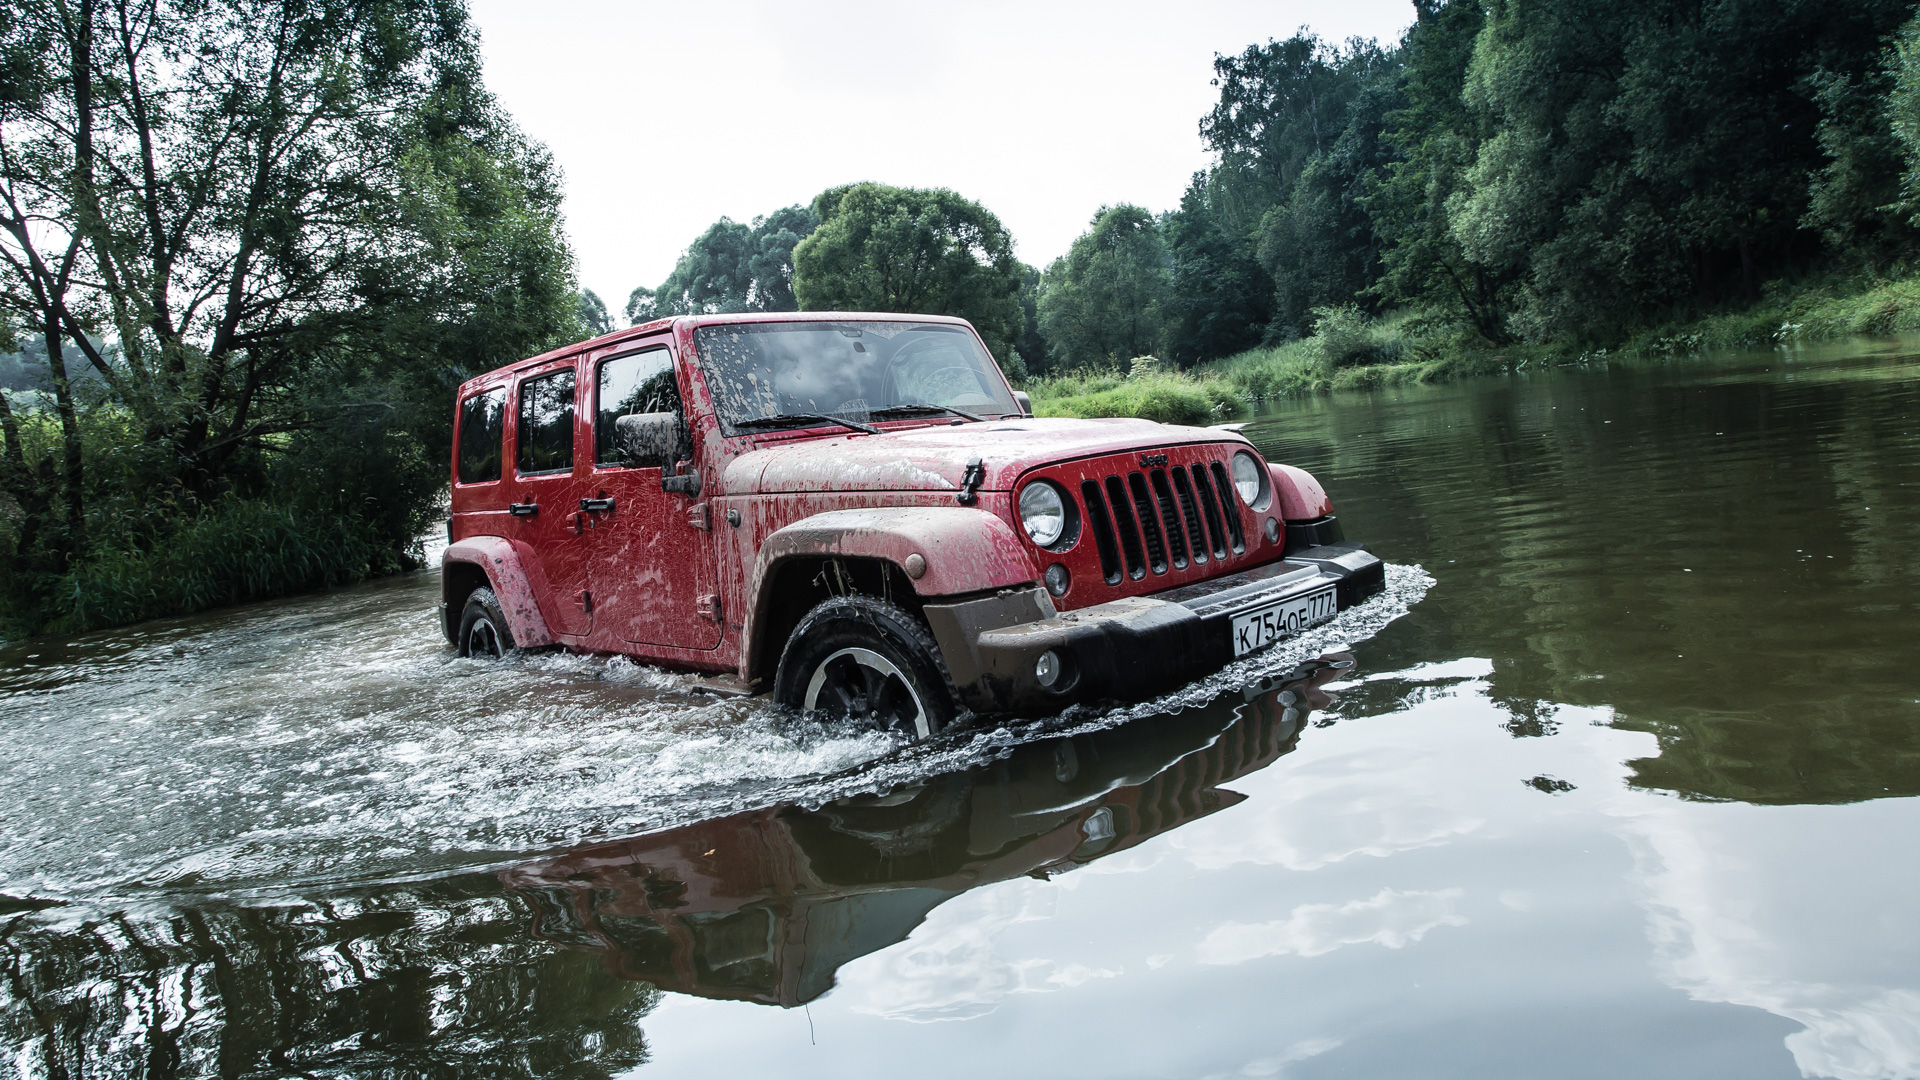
(457, 387, 506, 484)
(692, 321, 1017, 434)
(596, 348, 681, 465)
(516, 368, 576, 475)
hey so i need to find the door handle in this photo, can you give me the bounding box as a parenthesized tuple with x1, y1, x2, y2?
(580, 497, 615, 513)
(508, 502, 538, 517)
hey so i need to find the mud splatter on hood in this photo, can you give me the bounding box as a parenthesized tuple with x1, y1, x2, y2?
(723, 417, 1253, 495)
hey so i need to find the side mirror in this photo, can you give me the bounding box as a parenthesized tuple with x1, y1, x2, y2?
(1012, 390, 1033, 417)
(615, 412, 701, 496)
(615, 412, 686, 467)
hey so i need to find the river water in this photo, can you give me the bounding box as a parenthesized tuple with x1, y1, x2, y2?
(2, 337, 1917, 1078)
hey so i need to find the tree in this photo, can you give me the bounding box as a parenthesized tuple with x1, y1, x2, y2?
(0, 0, 577, 630)
(652, 218, 755, 315)
(1169, 32, 1396, 352)
(1165, 171, 1274, 365)
(792, 182, 1025, 362)
(578, 289, 614, 336)
(1432, 0, 1914, 341)
(624, 286, 657, 325)
(1255, 63, 1402, 337)
(641, 204, 819, 319)
(1875, 10, 1920, 242)
(1038, 205, 1176, 369)
(745, 203, 819, 312)
(1201, 33, 1392, 209)
(1364, 0, 1512, 342)
(1012, 263, 1048, 376)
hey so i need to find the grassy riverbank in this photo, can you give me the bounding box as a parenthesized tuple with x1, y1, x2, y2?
(1025, 273, 1920, 423)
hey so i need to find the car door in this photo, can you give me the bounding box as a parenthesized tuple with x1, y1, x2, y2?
(507, 359, 593, 637)
(583, 342, 723, 650)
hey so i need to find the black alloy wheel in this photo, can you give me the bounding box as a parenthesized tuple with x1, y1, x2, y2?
(775, 595, 957, 740)
(458, 587, 516, 658)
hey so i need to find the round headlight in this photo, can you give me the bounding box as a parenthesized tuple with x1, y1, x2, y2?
(1231, 451, 1269, 508)
(1019, 482, 1066, 547)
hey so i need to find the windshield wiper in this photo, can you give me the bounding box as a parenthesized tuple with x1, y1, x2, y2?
(734, 412, 882, 435)
(868, 403, 989, 423)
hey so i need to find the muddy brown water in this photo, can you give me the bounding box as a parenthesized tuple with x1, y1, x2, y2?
(3, 337, 1918, 1078)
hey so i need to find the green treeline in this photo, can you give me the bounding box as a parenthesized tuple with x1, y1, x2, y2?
(0, 0, 580, 636)
(633, 0, 1920, 380)
(1059, 0, 1920, 365)
(11, 0, 1920, 636)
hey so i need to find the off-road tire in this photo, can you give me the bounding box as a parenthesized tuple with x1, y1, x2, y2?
(774, 595, 957, 740)
(458, 587, 516, 658)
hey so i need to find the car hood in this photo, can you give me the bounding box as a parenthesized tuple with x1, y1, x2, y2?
(722, 417, 1252, 495)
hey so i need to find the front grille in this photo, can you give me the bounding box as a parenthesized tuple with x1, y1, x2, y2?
(1208, 461, 1247, 553)
(1080, 462, 1245, 588)
(1081, 480, 1123, 585)
(1104, 476, 1148, 580)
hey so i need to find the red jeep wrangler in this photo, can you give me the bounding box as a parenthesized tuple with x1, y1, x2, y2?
(442, 312, 1381, 738)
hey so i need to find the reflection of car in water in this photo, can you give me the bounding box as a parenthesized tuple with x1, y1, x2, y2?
(0, 664, 1346, 1077)
(501, 658, 1348, 1007)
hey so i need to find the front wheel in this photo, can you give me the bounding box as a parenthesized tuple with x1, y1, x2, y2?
(774, 596, 957, 740)
(458, 587, 516, 658)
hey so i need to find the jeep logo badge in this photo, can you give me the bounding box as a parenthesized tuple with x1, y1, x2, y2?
(1139, 453, 1169, 468)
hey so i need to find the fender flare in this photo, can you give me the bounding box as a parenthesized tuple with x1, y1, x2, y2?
(740, 507, 1038, 679)
(443, 536, 557, 649)
(1270, 463, 1333, 520)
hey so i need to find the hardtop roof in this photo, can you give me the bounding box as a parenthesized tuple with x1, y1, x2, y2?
(460, 311, 978, 394)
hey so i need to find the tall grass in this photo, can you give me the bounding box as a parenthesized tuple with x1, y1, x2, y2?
(37, 500, 411, 634)
(1027, 361, 1247, 425)
(1629, 274, 1920, 352)
(1020, 305, 1560, 422)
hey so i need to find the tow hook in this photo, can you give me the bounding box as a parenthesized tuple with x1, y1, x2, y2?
(956, 456, 986, 505)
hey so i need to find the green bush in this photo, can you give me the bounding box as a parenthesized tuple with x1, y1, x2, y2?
(1028, 369, 1248, 425)
(1308, 305, 1402, 367)
(1626, 272, 1920, 353)
(39, 501, 407, 635)
(1201, 339, 1330, 401)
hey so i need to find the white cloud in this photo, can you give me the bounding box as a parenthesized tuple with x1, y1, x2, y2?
(464, 0, 1417, 305)
(1236, 1038, 1344, 1077)
(1197, 888, 1467, 965)
(1617, 797, 1920, 1080)
(841, 881, 1120, 1022)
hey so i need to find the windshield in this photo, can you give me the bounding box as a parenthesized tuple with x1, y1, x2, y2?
(692, 321, 1019, 434)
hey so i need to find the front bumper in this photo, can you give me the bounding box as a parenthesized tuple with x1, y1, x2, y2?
(923, 541, 1384, 714)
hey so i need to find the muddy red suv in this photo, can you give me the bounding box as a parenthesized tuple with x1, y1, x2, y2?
(442, 312, 1381, 738)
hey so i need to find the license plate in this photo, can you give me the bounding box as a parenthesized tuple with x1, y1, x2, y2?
(1230, 586, 1338, 657)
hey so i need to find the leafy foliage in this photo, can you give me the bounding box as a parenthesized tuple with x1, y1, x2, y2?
(1026, 368, 1244, 426)
(628, 204, 819, 322)
(1037, 205, 1176, 371)
(0, 0, 578, 634)
(578, 289, 615, 336)
(1165, 0, 1920, 359)
(792, 182, 1025, 362)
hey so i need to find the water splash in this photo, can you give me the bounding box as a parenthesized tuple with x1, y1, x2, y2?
(0, 564, 1428, 902)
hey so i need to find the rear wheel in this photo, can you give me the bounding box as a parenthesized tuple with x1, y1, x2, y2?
(775, 596, 956, 740)
(458, 587, 516, 658)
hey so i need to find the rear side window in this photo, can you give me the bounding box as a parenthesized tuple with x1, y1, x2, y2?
(516, 369, 576, 475)
(457, 388, 505, 484)
(596, 348, 681, 465)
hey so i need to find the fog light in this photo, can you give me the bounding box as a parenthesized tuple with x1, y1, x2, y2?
(1265, 517, 1281, 544)
(1035, 650, 1062, 687)
(1044, 562, 1071, 596)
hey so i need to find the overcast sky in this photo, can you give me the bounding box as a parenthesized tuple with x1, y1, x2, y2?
(465, 0, 1417, 316)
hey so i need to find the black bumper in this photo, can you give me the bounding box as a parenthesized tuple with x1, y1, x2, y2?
(924, 542, 1384, 714)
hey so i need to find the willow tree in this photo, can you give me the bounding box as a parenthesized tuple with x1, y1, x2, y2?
(0, 0, 577, 627)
